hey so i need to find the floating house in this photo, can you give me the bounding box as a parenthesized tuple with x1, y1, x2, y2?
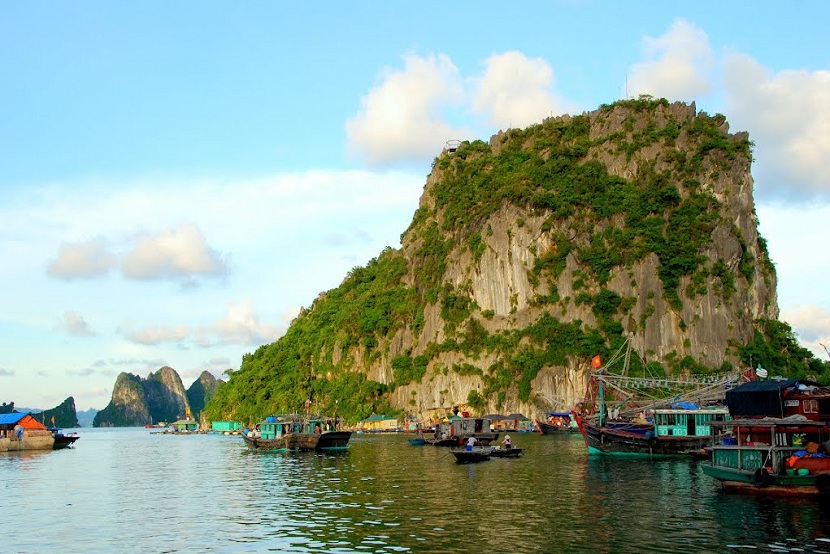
(359, 414, 399, 433)
(0, 413, 55, 451)
(211, 421, 242, 433)
(170, 419, 199, 433)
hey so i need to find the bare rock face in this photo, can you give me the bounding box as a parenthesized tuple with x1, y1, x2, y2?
(382, 100, 777, 419)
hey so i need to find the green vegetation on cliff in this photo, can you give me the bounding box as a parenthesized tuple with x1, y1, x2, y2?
(40, 397, 80, 428)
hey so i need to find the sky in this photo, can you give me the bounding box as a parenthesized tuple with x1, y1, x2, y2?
(2, 2, 829, 412)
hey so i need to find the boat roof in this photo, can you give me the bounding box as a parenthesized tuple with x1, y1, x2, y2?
(0, 412, 27, 425)
(546, 411, 572, 417)
(708, 417, 827, 428)
(725, 379, 823, 417)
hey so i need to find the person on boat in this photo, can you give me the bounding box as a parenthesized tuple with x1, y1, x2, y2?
(503, 434, 512, 449)
(466, 436, 476, 452)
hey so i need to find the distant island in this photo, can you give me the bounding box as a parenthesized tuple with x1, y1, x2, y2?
(93, 367, 222, 427)
(0, 397, 81, 428)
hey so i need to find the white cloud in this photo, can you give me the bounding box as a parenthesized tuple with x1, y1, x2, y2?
(120, 323, 191, 346)
(60, 311, 96, 337)
(47, 238, 116, 280)
(119, 301, 288, 348)
(196, 301, 285, 346)
(628, 19, 713, 101)
(780, 305, 830, 360)
(121, 222, 229, 282)
(346, 53, 470, 166)
(472, 51, 568, 129)
(723, 53, 830, 201)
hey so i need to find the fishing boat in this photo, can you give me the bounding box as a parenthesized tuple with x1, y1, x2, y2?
(49, 427, 80, 449)
(450, 446, 493, 463)
(575, 407, 730, 457)
(428, 417, 499, 446)
(489, 446, 523, 458)
(574, 339, 738, 457)
(243, 416, 319, 451)
(535, 411, 578, 434)
(243, 414, 350, 452)
(702, 417, 830, 497)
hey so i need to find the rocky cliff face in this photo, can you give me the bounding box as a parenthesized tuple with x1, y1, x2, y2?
(187, 371, 222, 423)
(94, 367, 195, 427)
(380, 100, 776, 418)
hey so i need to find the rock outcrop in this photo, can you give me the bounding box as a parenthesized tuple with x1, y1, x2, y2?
(40, 397, 80, 428)
(206, 98, 781, 424)
(94, 367, 195, 427)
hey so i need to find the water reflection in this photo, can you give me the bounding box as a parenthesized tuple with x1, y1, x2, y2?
(1, 429, 829, 553)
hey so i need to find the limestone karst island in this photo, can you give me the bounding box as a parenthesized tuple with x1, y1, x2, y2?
(10, 100, 827, 463)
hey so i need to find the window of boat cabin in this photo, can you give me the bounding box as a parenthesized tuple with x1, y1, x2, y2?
(803, 399, 819, 414)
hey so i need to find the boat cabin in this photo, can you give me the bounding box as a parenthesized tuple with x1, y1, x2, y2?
(726, 379, 830, 422)
(257, 418, 294, 440)
(170, 419, 199, 432)
(652, 408, 730, 438)
(434, 417, 499, 444)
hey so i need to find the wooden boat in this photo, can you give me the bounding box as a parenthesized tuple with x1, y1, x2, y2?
(702, 417, 830, 497)
(489, 446, 523, 458)
(49, 428, 80, 449)
(450, 446, 493, 463)
(243, 415, 351, 452)
(575, 407, 731, 457)
(316, 429, 352, 451)
(574, 339, 738, 457)
(535, 411, 578, 434)
(431, 417, 499, 447)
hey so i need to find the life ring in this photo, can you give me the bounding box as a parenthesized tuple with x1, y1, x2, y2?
(815, 473, 830, 495)
(752, 468, 771, 488)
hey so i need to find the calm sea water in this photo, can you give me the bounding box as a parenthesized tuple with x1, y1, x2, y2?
(2, 428, 829, 553)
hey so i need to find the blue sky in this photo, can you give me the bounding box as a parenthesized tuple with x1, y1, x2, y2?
(2, 2, 829, 411)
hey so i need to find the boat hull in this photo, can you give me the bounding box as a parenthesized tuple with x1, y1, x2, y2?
(489, 447, 523, 458)
(316, 430, 352, 451)
(702, 464, 830, 497)
(242, 433, 320, 451)
(581, 422, 709, 457)
(53, 435, 80, 450)
(450, 447, 493, 463)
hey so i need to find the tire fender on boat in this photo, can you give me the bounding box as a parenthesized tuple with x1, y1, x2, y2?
(752, 468, 771, 488)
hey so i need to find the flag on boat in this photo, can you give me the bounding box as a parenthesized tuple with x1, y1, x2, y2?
(591, 355, 602, 369)
(51, 415, 55, 424)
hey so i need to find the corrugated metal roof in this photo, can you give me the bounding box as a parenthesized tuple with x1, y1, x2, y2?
(0, 412, 27, 425)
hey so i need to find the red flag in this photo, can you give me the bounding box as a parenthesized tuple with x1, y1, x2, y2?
(51, 415, 55, 424)
(591, 355, 602, 369)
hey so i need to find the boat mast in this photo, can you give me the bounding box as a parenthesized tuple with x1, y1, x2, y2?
(598, 368, 606, 427)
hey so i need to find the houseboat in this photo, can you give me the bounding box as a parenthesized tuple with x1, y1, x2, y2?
(575, 406, 730, 457)
(725, 379, 830, 421)
(702, 417, 830, 497)
(243, 415, 351, 452)
(0, 413, 55, 452)
(429, 417, 499, 446)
